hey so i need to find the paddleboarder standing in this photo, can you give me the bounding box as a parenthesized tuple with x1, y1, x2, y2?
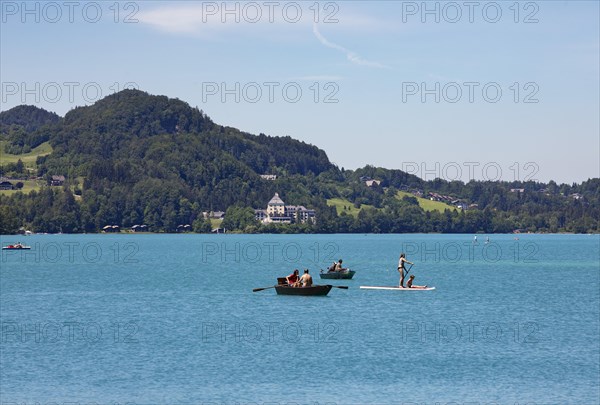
(398, 253, 413, 288)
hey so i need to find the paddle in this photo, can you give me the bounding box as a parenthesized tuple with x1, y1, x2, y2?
(327, 285, 349, 289)
(404, 263, 414, 276)
(252, 286, 276, 292)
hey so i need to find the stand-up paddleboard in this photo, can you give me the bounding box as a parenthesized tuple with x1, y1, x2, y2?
(360, 286, 436, 291)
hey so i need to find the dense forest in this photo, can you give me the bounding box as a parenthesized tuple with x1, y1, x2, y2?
(0, 105, 60, 154)
(1, 90, 598, 234)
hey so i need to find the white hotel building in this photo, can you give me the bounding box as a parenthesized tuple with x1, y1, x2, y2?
(255, 193, 316, 224)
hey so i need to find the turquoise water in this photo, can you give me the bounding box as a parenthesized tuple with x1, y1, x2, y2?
(1, 233, 598, 404)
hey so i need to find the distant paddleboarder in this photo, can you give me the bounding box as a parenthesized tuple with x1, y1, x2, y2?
(397, 253, 413, 288)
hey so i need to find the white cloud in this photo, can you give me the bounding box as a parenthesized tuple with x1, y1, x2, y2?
(137, 3, 392, 70)
(137, 3, 311, 36)
(137, 4, 291, 36)
(138, 5, 213, 34)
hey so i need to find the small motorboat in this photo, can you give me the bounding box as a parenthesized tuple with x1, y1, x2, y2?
(320, 269, 356, 280)
(2, 243, 31, 250)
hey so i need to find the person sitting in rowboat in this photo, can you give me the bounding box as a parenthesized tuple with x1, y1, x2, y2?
(286, 269, 301, 287)
(300, 269, 313, 287)
(406, 275, 428, 289)
(327, 261, 337, 273)
(334, 259, 345, 272)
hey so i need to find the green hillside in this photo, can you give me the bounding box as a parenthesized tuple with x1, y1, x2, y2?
(0, 141, 53, 167)
(327, 198, 374, 217)
(328, 192, 456, 217)
(0, 89, 597, 235)
(396, 191, 457, 212)
(0, 179, 45, 195)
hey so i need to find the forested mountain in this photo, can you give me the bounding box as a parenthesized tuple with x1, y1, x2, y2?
(0, 104, 61, 133)
(0, 90, 598, 234)
(0, 105, 61, 154)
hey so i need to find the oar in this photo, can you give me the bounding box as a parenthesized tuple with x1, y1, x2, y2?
(327, 285, 349, 289)
(252, 286, 276, 292)
(404, 263, 414, 276)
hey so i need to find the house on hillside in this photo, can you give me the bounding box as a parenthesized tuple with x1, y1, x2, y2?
(428, 192, 454, 202)
(260, 174, 277, 180)
(50, 175, 65, 186)
(365, 179, 381, 187)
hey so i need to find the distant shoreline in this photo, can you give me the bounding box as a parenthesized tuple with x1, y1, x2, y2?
(4, 231, 598, 236)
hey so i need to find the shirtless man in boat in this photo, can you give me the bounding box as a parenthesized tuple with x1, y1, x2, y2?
(406, 275, 428, 289)
(299, 269, 313, 287)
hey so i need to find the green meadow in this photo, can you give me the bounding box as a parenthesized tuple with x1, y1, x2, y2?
(0, 141, 53, 167)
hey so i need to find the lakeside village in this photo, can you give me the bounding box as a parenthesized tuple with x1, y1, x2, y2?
(102, 192, 316, 234)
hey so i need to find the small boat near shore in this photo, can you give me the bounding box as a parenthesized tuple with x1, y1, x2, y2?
(2, 243, 31, 250)
(319, 270, 356, 280)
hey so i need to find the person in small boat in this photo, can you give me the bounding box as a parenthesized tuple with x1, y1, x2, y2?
(286, 269, 301, 287)
(300, 269, 313, 287)
(397, 253, 413, 288)
(334, 259, 345, 272)
(406, 274, 428, 289)
(327, 261, 337, 273)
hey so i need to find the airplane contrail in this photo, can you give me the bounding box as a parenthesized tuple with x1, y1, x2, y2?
(312, 23, 391, 69)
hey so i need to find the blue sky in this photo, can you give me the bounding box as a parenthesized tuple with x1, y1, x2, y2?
(1, 1, 598, 184)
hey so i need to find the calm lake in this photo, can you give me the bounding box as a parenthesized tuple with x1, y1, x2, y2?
(1, 233, 599, 404)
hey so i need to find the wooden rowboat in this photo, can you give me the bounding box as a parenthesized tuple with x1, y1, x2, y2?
(319, 270, 355, 280)
(274, 284, 333, 296)
(252, 278, 347, 295)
